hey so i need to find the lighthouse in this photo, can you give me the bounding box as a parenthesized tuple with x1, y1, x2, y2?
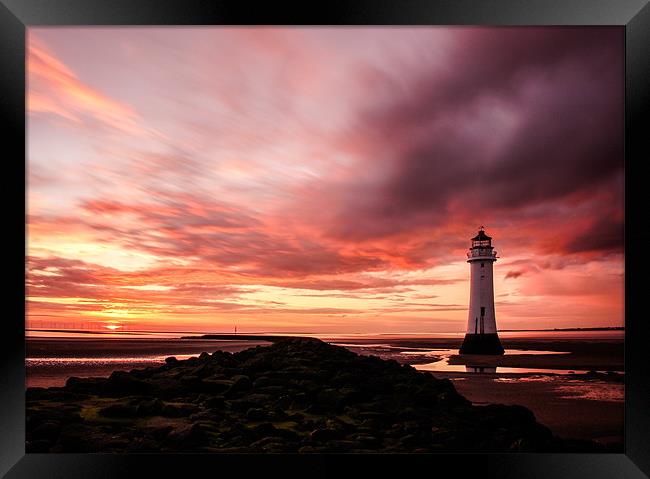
(459, 227, 505, 355)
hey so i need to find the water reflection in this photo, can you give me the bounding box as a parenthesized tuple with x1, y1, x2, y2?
(401, 348, 571, 357)
(414, 359, 616, 375)
(409, 348, 601, 375)
(465, 366, 497, 373)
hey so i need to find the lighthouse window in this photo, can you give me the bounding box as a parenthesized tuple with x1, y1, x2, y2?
(481, 263, 484, 268)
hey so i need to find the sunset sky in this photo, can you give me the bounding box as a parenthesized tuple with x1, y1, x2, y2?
(26, 27, 624, 334)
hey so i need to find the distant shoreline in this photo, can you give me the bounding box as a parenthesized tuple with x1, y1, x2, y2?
(179, 334, 301, 342)
(498, 327, 624, 332)
(181, 328, 625, 341)
(27, 326, 624, 338)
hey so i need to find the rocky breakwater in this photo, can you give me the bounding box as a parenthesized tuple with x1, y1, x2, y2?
(26, 338, 599, 453)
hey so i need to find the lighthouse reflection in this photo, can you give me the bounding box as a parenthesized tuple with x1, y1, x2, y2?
(466, 365, 497, 373)
(407, 348, 590, 375)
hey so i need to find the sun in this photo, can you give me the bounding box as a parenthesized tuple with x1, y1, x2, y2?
(103, 323, 122, 331)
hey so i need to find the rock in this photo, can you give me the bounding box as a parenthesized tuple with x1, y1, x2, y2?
(104, 371, 152, 396)
(398, 434, 419, 447)
(287, 413, 305, 423)
(99, 403, 138, 418)
(296, 379, 320, 392)
(26, 439, 52, 453)
(201, 379, 233, 394)
(358, 411, 388, 421)
(184, 357, 199, 367)
(145, 425, 173, 440)
(291, 392, 308, 404)
(274, 395, 292, 409)
(189, 363, 215, 378)
(56, 424, 96, 451)
(161, 403, 197, 418)
(269, 407, 289, 421)
(246, 393, 274, 405)
(353, 434, 380, 447)
(251, 437, 286, 449)
(325, 418, 351, 433)
(246, 408, 268, 421)
(25, 387, 49, 400)
(316, 388, 343, 409)
(275, 427, 299, 442)
(136, 398, 164, 416)
(189, 411, 214, 422)
(180, 375, 201, 388)
(30, 421, 61, 442)
(252, 422, 280, 438)
(242, 356, 273, 373)
(64, 377, 103, 394)
(227, 375, 252, 394)
(304, 404, 327, 415)
(205, 396, 225, 410)
(310, 428, 341, 442)
(227, 399, 255, 412)
(252, 376, 283, 389)
(164, 357, 178, 365)
(328, 440, 358, 451)
(130, 437, 160, 452)
(166, 423, 208, 449)
(253, 385, 286, 396)
(199, 352, 211, 361)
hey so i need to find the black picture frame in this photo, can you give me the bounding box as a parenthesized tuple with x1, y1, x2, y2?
(1, 1, 649, 477)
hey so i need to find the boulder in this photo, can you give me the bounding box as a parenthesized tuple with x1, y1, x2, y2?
(136, 398, 164, 416)
(227, 375, 252, 395)
(99, 403, 138, 418)
(166, 423, 208, 449)
(104, 371, 152, 396)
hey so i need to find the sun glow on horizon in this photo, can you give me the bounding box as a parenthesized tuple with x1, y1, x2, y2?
(103, 323, 123, 331)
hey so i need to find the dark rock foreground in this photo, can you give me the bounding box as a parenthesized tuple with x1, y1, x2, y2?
(26, 338, 601, 453)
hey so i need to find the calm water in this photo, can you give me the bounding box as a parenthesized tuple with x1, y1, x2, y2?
(25, 329, 623, 388)
(404, 348, 588, 374)
(413, 352, 599, 375)
(26, 335, 267, 388)
(26, 354, 198, 388)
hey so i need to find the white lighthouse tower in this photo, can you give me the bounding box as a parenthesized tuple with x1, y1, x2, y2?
(459, 227, 505, 355)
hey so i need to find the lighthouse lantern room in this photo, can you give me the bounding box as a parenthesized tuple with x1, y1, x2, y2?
(459, 227, 505, 355)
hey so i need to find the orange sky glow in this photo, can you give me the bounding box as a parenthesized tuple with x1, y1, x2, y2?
(26, 27, 624, 334)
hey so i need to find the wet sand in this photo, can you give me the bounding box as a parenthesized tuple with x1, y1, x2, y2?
(26, 335, 623, 446)
(27, 337, 271, 358)
(447, 339, 623, 371)
(333, 336, 624, 371)
(332, 336, 624, 446)
(26, 338, 271, 388)
(434, 372, 623, 445)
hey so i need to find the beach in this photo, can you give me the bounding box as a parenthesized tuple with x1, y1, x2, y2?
(26, 332, 623, 447)
(26, 337, 612, 453)
(26, 338, 271, 388)
(437, 373, 622, 445)
(330, 335, 624, 446)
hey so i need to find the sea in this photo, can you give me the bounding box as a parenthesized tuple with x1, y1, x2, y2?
(25, 329, 624, 389)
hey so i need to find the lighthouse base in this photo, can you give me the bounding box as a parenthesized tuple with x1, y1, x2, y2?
(459, 333, 505, 355)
